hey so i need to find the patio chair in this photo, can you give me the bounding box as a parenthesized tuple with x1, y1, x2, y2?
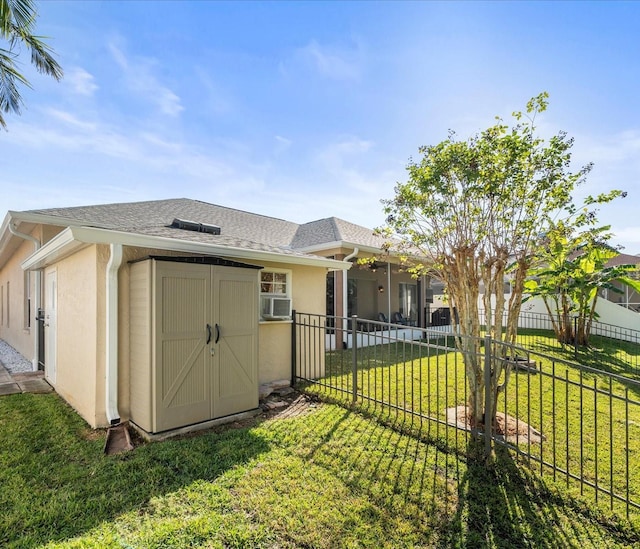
(393, 312, 415, 326)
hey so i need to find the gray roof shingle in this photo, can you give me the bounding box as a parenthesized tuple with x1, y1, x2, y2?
(291, 217, 386, 250)
(21, 198, 384, 254)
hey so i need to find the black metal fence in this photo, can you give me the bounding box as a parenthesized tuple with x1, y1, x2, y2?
(480, 308, 640, 377)
(292, 312, 640, 519)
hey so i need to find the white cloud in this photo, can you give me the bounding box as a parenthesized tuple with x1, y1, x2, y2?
(317, 136, 372, 164)
(66, 67, 98, 96)
(4, 109, 264, 199)
(315, 136, 373, 183)
(108, 40, 184, 117)
(283, 39, 364, 82)
(193, 67, 233, 116)
(313, 135, 399, 201)
(155, 88, 184, 117)
(274, 135, 292, 154)
(303, 40, 362, 81)
(45, 109, 98, 131)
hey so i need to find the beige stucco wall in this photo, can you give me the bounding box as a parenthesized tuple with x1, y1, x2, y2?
(257, 262, 328, 384)
(0, 237, 38, 361)
(48, 244, 100, 426)
(45, 243, 158, 428)
(0, 223, 78, 366)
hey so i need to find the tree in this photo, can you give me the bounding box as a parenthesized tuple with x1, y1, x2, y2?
(525, 201, 640, 346)
(0, 0, 62, 129)
(382, 93, 592, 433)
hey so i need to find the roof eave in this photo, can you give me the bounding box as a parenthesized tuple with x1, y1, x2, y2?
(296, 240, 385, 256)
(0, 212, 13, 259)
(22, 226, 351, 271)
(0, 212, 40, 265)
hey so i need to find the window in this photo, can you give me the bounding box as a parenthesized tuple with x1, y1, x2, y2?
(260, 271, 289, 295)
(6, 281, 9, 328)
(1, 284, 3, 326)
(260, 270, 292, 320)
(24, 271, 31, 329)
(399, 283, 418, 322)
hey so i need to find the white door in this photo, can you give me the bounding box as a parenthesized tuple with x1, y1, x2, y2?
(44, 269, 57, 385)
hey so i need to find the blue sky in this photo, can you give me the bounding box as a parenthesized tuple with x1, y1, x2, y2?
(3, 1, 640, 251)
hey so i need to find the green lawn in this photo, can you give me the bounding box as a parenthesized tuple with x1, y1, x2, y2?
(1, 392, 639, 548)
(303, 330, 640, 519)
(512, 328, 640, 379)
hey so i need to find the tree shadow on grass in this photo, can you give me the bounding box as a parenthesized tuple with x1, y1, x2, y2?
(0, 393, 272, 548)
(440, 441, 639, 548)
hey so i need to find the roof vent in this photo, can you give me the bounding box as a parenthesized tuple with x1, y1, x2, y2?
(170, 218, 221, 235)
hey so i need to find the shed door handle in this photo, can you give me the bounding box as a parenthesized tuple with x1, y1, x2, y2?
(206, 324, 212, 344)
(215, 323, 220, 344)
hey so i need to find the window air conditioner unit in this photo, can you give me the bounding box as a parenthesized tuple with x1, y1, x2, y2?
(261, 296, 292, 320)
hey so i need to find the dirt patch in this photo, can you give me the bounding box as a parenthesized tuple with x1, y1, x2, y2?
(262, 392, 322, 420)
(80, 428, 104, 442)
(198, 391, 322, 433)
(445, 405, 546, 445)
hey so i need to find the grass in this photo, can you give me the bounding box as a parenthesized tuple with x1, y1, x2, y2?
(1, 392, 639, 548)
(510, 328, 640, 379)
(301, 329, 640, 519)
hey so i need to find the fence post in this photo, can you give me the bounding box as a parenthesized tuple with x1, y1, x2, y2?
(291, 310, 297, 387)
(574, 315, 578, 361)
(351, 315, 358, 403)
(484, 334, 493, 459)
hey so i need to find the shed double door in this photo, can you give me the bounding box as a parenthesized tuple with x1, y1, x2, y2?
(153, 262, 258, 432)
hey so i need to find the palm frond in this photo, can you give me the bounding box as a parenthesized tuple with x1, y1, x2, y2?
(0, 0, 62, 128)
(1, 0, 36, 37)
(20, 31, 63, 79)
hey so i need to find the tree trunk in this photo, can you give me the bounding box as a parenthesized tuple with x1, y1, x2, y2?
(445, 248, 483, 428)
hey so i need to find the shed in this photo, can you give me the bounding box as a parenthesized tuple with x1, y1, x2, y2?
(129, 256, 262, 434)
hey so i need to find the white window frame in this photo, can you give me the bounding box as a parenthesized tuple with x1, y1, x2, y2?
(259, 269, 292, 321)
(24, 271, 31, 330)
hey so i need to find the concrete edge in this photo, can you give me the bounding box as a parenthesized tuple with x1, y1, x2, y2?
(129, 408, 262, 442)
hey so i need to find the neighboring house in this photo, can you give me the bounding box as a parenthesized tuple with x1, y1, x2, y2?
(597, 252, 640, 312)
(430, 251, 640, 327)
(0, 198, 426, 435)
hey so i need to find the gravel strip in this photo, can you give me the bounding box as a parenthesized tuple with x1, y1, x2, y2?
(0, 339, 33, 374)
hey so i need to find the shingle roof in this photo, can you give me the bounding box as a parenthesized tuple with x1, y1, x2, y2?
(604, 253, 640, 268)
(131, 226, 321, 257)
(21, 198, 384, 254)
(291, 217, 386, 250)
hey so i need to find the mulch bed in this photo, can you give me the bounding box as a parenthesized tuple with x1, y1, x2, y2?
(445, 405, 546, 445)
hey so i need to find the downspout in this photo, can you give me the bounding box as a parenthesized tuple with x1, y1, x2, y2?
(343, 248, 359, 321)
(105, 243, 123, 425)
(8, 222, 40, 371)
